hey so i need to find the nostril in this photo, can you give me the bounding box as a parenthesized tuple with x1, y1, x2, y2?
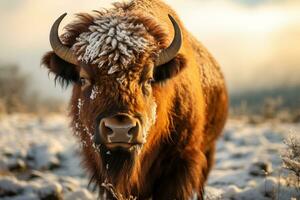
(100, 121, 114, 137)
(103, 125, 113, 135)
(128, 123, 139, 136)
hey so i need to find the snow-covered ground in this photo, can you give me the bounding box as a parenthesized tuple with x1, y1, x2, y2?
(0, 114, 299, 200)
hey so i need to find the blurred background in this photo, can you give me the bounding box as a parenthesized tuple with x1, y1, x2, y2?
(0, 0, 299, 121)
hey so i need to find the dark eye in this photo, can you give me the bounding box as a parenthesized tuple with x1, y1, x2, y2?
(80, 77, 86, 86)
(79, 77, 91, 89)
(146, 78, 154, 85)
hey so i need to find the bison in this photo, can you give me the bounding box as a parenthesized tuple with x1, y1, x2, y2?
(42, 0, 228, 199)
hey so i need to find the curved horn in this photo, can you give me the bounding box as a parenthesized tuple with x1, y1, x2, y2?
(155, 15, 182, 67)
(50, 13, 78, 65)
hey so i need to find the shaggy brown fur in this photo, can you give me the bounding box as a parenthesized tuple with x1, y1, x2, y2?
(42, 0, 228, 199)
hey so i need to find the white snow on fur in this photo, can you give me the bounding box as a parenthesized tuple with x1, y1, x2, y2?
(73, 14, 148, 74)
(77, 98, 83, 115)
(90, 86, 99, 100)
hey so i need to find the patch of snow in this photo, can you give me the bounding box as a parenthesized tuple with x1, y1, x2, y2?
(0, 114, 96, 199)
(27, 143, 62, 170)
(248, 161, 273, 177)
(0, 176, 63, 200)
(1, 115, 300, 199)
(206, 120, 300, 200)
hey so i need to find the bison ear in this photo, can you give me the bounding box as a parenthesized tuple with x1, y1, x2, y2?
(41, 51, 79, 87)
(153, 54, 186, 83)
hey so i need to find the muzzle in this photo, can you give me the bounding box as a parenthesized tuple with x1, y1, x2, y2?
(96, 113, 144, 150)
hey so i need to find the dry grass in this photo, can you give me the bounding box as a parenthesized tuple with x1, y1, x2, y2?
(0, 64, 66, 115)
(282, 135, 300, 192)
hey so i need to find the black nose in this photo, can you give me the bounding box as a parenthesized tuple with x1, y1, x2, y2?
(98, 113, 142, 149)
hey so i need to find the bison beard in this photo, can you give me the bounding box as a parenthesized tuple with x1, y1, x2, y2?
(42, 0, 228, 199)
(99, 145, 136, 184)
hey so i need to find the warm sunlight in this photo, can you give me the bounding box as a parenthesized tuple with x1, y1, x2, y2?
(0, 0, 299, 97)
(0, 1, 300, 199)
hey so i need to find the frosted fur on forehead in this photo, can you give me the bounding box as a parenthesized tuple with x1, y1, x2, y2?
(72, 14, 149, 74)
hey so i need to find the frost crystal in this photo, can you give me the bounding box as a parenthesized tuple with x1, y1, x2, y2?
(84, 127, 93, 140)
(73, 14, 149, 74)
(116, 74, 126, 86)
(282, 135, 300, 175)
(77, 98, 83, 115)
(74, 122, 81, 136)
(90, 86, 99, 100)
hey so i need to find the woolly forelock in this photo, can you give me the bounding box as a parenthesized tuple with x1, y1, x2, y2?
(71, 10, 157, 75)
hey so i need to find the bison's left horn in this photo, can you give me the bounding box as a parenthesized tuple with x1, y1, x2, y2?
(50, 13, 78, 65)
(155, 15, 182, 67)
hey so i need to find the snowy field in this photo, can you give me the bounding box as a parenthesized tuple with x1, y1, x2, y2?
(0, 114, 299, 200)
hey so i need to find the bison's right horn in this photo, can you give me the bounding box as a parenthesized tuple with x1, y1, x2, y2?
(155, 14, 182, 67)
(50, 13, 78, 65)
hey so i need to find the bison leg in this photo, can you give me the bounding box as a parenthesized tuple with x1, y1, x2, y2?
(203, 143, 216, 181)
(191, 144, 216, 200)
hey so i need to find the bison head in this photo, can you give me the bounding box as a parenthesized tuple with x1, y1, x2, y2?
(42, 10, 185, 185)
